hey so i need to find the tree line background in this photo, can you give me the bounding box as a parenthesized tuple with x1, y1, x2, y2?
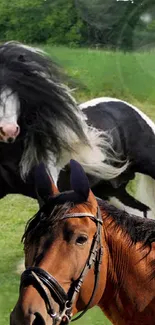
(0, 0, 155, 51)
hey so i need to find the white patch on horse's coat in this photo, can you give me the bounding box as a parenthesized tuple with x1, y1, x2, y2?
(47, 155, 60, 185)
(21, 97, 128, 180)
(0, 87, 20, 124)
(136, 174, 155, 219)
(5, 41, 46, 55)
(79, 97, 113, 110)
(18, 44, 45, 54)
(108, 196, 147, 218)
(21, 142, 60, 183)
(53, 120, 129, 181)
(80, 97, 155, 134)
(20, 142, 37, 179)
(147, 209, 154, 219)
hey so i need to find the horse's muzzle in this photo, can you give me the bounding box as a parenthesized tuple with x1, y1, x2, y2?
(0, 124, 20, 143)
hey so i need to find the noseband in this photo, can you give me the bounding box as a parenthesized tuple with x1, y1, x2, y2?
(20, 207, 103, 324)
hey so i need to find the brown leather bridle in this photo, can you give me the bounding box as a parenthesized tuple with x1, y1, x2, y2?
(20, 207, 103, 325)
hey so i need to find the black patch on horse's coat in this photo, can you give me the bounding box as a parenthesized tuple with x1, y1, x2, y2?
(0, 140, 37, 198)
(58, 100, 155, 217)
(84, 101, 155, 178)
(57, 164, 149, 217)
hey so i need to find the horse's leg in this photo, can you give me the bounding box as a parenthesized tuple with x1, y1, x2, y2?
(92, 181, 151, 218)
(111, 185, 152, 218)
(57, 164, 151, 218)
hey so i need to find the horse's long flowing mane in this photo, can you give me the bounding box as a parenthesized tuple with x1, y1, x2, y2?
(98, 200, 155, 248)
(0, 41, 128, 180)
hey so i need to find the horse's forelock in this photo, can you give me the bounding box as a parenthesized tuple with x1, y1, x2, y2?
(0, 42, 89, 176)
(23, 202, 72, 248)
(0, 41, 79, 115)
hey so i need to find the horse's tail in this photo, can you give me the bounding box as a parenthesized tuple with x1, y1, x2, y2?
(136, 174, 155, 219)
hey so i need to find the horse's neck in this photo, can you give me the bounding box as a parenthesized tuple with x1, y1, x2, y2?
(100, 215, 155, 323)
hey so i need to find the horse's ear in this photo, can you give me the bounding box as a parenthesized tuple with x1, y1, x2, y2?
(70, 160, 98, 212)
(70, 159, 90, 200)
(35, 163, 59, 204)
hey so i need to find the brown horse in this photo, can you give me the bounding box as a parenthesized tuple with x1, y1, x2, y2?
(11, 160, 155, 325)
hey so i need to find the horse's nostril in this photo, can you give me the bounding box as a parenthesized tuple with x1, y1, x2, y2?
(0, 127, 5, 136)
(15, 125, 20, 135)
(7, 137, 14, 143)
(33, 312, 45, 325)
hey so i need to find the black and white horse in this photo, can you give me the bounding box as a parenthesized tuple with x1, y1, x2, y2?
(58, 97, 155, 219)
(82, 97, 155, 218)
(0, 41, 154, 218)
(0, 41, 126, 196)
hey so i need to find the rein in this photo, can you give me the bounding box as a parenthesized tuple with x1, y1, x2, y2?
(20, 207, 103, 324)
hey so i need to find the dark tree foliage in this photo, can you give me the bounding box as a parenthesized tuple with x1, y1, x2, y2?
(0, 0, 154, 50)
(75, 0, 155, 50)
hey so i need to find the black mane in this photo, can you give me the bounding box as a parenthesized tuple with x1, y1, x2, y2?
(23, 193, 155, 252)
(98, 199, 155, 248)
(0, 41, 88, 174)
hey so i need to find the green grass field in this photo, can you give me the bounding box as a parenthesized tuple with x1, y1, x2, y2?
(43, 46, 155, 117)
(1, 46, 155, 325)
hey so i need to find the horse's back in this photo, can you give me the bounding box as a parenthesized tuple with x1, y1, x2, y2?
(80, 97, 154, 137)
(80, 98, 155, 175)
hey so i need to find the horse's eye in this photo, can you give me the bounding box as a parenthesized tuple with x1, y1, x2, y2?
(76, 235, 88, 246)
